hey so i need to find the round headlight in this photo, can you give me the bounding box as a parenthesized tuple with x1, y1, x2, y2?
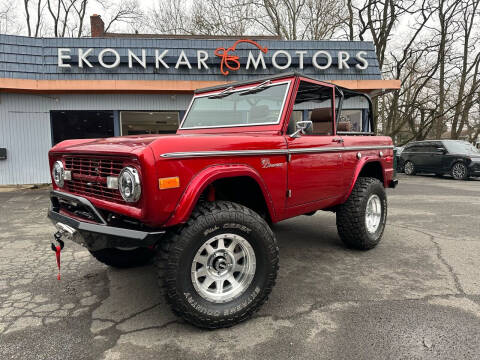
(52, 160, 65, 188)
(118, 166, 141, 202)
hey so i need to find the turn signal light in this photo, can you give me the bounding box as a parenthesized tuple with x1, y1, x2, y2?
(159, 177, 180, 190)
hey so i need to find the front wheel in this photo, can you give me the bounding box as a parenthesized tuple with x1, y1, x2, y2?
(156, 201, 279, 329)
(336, 177, 387, 250)
(451, 162, 468, 180)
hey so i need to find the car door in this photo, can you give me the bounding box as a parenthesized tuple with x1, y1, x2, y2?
(428, 141, 446, 172)
(419, 143, 436, 171)
(413, 143, 430, 171)
(285, 81, 343, 207)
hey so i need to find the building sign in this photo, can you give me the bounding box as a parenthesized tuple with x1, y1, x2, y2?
(57, 39, 369, 75)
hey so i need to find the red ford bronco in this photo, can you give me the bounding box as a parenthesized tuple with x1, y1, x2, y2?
(48, 73, 397, 328)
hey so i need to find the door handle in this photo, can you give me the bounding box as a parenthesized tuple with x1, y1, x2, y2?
(332, 137, 344, 143)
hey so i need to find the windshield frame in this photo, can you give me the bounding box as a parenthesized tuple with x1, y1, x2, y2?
(179, 80, 292, 130)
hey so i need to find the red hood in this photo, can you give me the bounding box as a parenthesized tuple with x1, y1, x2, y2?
(49, 134, 178, 156)
(50, 132, 282, 157)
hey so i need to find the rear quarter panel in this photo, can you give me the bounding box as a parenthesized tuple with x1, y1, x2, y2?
(341, 135, 394, 194)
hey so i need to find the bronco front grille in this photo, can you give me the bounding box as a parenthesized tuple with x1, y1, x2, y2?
(64, 156, 125, 203)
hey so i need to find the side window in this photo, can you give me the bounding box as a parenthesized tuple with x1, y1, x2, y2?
(423, 145, 437, 153)
(336, 92, 371, 133)
(286, 110, 304, 135)
(416, 144, 428, 152)
(408, 145, 420, 153)
(432, 142, 445, 153)
(288, 81, 334, 136)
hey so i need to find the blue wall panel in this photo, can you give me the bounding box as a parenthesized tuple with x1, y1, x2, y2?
(0, 34, 381, 82)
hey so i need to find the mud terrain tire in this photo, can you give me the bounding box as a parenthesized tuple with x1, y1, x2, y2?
(336, 177, 387, 250)
(155, 201, 279, 329)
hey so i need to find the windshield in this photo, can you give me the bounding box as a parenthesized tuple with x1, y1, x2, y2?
(181, 82, 290, 129)
(444, 141, 480, 155)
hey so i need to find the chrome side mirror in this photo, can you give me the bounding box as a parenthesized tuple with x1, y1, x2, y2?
(290, 120, 312, 138)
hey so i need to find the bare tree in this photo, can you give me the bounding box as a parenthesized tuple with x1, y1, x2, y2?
(251, 0, 347, 39)
(97, 0, 143, 33)
(148, 0, 347, 39)
(449, 0, 480, 139)
(189, 0, 254, 36)
(149, 0, 190, 34)
(23, 0, 42, 37)
(73, 0, 88, 37)
(24, 0, 32, 36)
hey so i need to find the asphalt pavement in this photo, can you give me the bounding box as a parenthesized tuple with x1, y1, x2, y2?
(1, 174, 479, 359)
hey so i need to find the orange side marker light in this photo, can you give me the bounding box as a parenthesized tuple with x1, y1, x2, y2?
(159, 177, 180, 190)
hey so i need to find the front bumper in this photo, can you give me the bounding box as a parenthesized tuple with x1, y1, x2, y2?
(48, 191, 165, 251)
(468, 164, 480, 177)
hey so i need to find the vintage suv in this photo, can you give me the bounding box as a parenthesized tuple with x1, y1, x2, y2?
(48, 73, 397, 328)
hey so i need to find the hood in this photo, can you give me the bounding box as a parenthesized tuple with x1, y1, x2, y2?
(49, 134, 178, 156)
(49, 132, 286, 158)
(467, 154, 480, 159)
(148, 132, 287, 160)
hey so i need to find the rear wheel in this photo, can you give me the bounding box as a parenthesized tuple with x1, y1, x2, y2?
(404, 161, 415, 175)
(336, 177, 387, 250)
(451, 162, 468, 180)
(89, 247, 155, 268)
(155, 201, 279, 329)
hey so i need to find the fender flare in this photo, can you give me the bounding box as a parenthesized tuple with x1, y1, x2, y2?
(164, 164, 276, 226)
(341, 158, 386, 203)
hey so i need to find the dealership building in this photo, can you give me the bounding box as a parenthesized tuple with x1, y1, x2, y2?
(0, 15, 400, 185)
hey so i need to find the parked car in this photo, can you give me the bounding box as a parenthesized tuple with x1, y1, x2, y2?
(47, 73, 397, 329)
(401, 140, 480, 180)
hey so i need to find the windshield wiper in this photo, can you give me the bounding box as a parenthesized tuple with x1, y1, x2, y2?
(208, 86, 236, 99)
(238, 80, 273, 96)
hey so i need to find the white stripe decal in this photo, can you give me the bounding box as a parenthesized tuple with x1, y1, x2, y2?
(160, 145, 393, 159)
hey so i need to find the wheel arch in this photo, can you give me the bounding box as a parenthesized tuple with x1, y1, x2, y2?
(342, 159, 386, 202)
(164, 165, 276, 226)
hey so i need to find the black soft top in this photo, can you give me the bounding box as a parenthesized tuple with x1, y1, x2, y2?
(193, 71, 360, 96)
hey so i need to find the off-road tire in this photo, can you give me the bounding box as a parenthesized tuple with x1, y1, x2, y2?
(89, 247, 155, 268)
(451, 162, 468, 180)
(336, 177, 387, 250)
(404, 161, 415, 175)
(155, 201, 279, 329)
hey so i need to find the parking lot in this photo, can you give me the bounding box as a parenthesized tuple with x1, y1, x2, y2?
(1, 174, 479, 360)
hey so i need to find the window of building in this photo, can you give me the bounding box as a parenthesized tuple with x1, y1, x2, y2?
(120, 111, 179, 135)
(51, 111, 114, 145)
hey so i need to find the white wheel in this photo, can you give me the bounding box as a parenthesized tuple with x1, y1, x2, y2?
(191, 233, 256, 303)
(404, 161, 415, 175)
(365, 194, 382, 234)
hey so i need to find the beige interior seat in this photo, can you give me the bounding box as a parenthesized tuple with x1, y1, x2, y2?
(337, 121, 352, 132)
(310, 108, 333, 135)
